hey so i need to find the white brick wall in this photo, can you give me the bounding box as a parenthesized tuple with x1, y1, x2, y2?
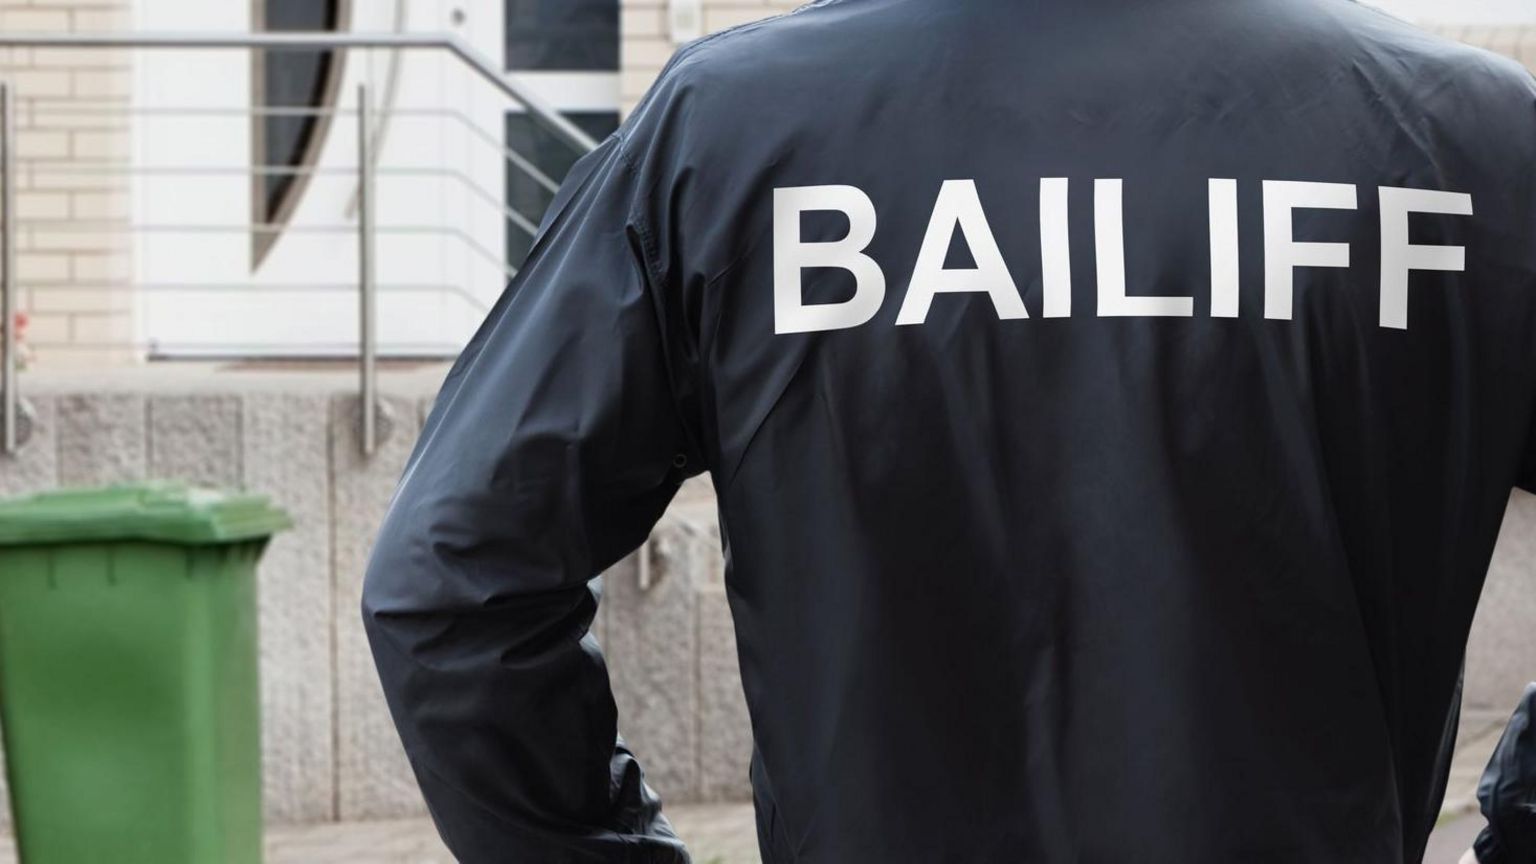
(1434, 24, 1536, 71)
(615, 6, 1536, 112)
(0, 0, 136, 369)
(620, 0, 803, 113)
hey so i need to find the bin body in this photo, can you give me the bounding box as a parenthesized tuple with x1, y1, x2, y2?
(0, 486, 287, 864)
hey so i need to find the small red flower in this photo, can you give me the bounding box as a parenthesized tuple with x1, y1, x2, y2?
(5, 310, 31, 369)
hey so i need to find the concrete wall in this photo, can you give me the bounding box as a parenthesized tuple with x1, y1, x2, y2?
(1467, 492, 1536, 711)
(0, 367, 751, 831)
(0, 0, 135, 367)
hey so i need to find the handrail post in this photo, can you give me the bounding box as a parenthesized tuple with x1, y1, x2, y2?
(1, 81, 18, 456)
(357, 82, 378, 456)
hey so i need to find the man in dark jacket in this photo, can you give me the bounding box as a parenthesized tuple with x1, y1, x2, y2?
(1466, 685, 1536, 864)
(362, 0, 1536, 860)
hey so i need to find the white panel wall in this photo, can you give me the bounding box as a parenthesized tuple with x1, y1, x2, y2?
(134, 0, 514, 357)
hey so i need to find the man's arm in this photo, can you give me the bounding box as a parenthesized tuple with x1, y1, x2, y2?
(1470, 685, 1536, 863)
(1521, 81, 1536, 499)
(361, 130, 701, 863)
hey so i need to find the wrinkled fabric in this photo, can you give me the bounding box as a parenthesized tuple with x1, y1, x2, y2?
(1476, 685, 1536, 864)
(363, 1, 1536, 862)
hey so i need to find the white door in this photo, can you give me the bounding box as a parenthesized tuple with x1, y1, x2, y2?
(134, 0, 620, 359)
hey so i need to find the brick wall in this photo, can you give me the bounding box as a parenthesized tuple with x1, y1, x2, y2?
(1435, 24, 1536, 71)
(620, 0, 802, 114)
(0, 0, 135, 369)
(619, 8, 1536, 111)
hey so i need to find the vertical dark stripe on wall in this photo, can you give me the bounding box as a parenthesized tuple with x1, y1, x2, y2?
(501, 0, 621, 267)
(504, 0, 621, 72)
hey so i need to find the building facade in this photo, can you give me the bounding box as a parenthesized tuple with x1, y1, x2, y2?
(0, 0, 1530, 367)
(0, 0, 135, 367)
(0, 0, 810, 367)
(0, 0, 1532, 836)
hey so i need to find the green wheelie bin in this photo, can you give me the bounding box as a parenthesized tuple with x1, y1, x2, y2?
(0, 484, 290, 864)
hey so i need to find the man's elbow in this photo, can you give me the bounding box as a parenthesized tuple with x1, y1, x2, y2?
(360, 547, 395, 650)
(360, 561, 388, 640)
(359, 502, 422, 640)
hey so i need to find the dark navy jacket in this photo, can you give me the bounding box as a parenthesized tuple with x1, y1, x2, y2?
(362, 1, 1536, 861)
(1476, 685, 1536, 864)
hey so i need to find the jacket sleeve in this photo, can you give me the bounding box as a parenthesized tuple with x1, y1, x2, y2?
(1523, 416, 1536, 494)
(1473, 685, 1536, 864)
(361, 131, 702, 864)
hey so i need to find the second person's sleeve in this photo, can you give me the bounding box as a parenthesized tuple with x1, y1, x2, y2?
(1473, 685, 1536, 864)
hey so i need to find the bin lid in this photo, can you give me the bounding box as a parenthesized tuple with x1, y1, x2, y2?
(0, 483, 292, 546)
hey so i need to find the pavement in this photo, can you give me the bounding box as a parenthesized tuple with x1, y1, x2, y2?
(0, 711, 1514, 863)
(255, 802, 762, 864)
(0, 803, 761, 864)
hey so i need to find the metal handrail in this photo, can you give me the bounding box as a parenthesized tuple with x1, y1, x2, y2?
(357, 84, 378, 455)
(1, 84, 15, 455)
(0, 32, 600, 152)
(35, 171, 548, 235)
(36, 221, 539, 245)
(30, 280, 482, 297)
(27, 340, 467, 354)
(0, 32, 599, 456)
(34, 104, 564, 192)
(30, 222, 523, 282)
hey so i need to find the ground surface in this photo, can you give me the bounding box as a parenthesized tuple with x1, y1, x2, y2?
(0, 803, 760, 864)
(258, 803, 763, 864)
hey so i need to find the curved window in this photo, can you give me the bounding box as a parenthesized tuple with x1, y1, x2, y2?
(252, 0, 348, 266)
